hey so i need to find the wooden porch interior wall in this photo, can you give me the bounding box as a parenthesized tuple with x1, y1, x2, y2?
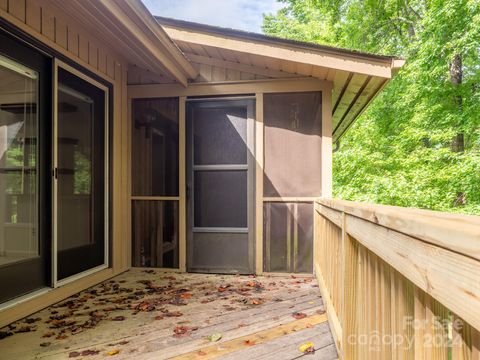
(0, 0, 130, 327)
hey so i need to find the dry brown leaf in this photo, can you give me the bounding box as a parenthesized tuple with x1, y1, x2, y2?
(111, 316, 125, 321)
(292, 312, 307, 320)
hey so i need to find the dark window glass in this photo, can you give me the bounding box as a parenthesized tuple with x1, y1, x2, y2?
(263, 92, 322, 197)
(132, 200, 179, 268)
(193, 106, 247, 165)
(194, 170, 247, 228)
(263, 202, 313, 273)
(132, 98, 179, 196)
(56, 67, 106, 280)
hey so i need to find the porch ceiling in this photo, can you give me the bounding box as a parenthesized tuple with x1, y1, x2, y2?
(156, 17, 404, 142)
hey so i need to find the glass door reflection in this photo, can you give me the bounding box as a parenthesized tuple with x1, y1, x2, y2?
(0, 53, 46, 302)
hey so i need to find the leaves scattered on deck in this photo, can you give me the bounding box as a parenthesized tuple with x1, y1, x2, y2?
(0, 270, 318, 357)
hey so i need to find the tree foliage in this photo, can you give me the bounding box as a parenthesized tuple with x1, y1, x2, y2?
(263, 0, 480, 214)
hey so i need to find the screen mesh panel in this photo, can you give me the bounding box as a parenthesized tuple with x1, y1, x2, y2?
(132, 200, 179, 268)
(132, 98, 179, 196)
(263, 92, 322, 197)
(263, 202, 313, 273)
(194, 170, 248, 228)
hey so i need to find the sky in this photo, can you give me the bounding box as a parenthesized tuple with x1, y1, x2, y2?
(142, 0, 284, 33)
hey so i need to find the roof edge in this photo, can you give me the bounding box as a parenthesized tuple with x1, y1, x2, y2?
(126, 1, 198, 80)
(155, 16, 403, 65)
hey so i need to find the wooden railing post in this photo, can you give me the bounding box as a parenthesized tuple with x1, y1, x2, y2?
(343, 215, 357, 359)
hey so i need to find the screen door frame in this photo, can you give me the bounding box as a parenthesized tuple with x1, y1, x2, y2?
(52, 59, 109, 287)
(186, 97, 255, 274)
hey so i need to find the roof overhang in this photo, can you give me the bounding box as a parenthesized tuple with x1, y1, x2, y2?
(50, 0, 197, 86)
(156, 17, 404, 141)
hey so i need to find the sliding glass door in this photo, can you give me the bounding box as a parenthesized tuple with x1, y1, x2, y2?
(0, 28, 110, 303)
(0, 33, 50, 303)
(54, 63, 108, 283)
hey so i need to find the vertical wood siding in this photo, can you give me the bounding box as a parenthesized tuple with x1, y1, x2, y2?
(0, 0, 121, 81)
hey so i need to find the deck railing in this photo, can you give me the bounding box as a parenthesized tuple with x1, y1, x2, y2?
(314, 198, 480, 359)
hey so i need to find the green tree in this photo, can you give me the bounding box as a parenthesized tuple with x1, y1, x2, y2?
(263, 0, 480, 214)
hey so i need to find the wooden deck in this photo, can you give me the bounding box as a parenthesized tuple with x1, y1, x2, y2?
(0, 269, 337, 359)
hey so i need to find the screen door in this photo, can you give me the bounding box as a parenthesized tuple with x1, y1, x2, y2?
(186, 98, 254, 274)
(54, 62, 108, 283)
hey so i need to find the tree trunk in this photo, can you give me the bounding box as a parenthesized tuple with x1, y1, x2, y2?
(450, 54, 464, 152)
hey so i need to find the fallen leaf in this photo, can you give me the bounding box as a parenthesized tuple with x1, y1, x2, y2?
(217, 284, 231, 292)
(243, 339, 256, 346)
(40, 342, 51, 347)
(69, 352, 80, 358)
(81, 349, 100, 356)
(15, 325, 37, 333)
(180, 293, 192, 299)
(316, 309, 326, 315)
(299, 342, 315, 353)
(165, 311, 183, 317)
(169, 297, 188, 306)
(0, 331, 13, 340)
(154, 315, 164, 320)
(197, 350, 207, 356)
(111, 316, 125, 321)
(173, 326, 198, 338)
(106, 349, 120, 356)
(206, 333, 222, 342)
(292, 312, 307, 320)
(136, 302, 155, 312)
(25, 317, 41, 324)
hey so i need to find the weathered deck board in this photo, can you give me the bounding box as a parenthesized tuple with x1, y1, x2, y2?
(222, 323, 336, 360)
(0, 269, 336, 360)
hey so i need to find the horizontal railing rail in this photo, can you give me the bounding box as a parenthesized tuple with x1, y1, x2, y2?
(314, 198, 480, 359)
